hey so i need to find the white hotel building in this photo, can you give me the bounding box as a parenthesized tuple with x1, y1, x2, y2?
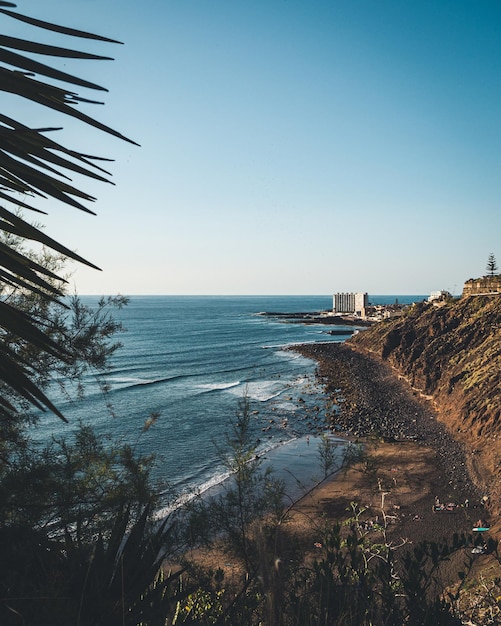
(332, 292, 368, 316)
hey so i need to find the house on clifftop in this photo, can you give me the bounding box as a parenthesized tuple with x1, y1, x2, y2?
(462, 275, 501, 297)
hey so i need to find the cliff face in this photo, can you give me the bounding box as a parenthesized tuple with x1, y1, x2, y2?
(349, 295, 501, 508)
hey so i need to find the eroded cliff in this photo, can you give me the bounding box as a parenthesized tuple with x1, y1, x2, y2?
(349, 295, 501, 511)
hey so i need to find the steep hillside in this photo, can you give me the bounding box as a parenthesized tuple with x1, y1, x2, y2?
(350, 295, 501, 512)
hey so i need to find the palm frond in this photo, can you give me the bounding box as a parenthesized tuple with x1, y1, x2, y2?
(0, 6, 137, 420)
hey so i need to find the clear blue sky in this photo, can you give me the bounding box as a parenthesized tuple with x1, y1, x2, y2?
(5, 0, 501, 295)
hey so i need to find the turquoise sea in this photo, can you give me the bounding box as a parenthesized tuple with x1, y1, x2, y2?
(37, 295, 425, 508)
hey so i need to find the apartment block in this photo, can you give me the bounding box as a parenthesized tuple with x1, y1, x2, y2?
(332, 292, 368, 316)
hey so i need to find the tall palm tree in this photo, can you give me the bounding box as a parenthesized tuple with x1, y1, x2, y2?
(0, 2, 136, 420)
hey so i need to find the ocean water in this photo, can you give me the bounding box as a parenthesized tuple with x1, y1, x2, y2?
(35, 295, 424, 506)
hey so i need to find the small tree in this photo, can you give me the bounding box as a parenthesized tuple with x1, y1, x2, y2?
(187, 394, 285, 575)
(317, 433, 340, 479)
(486, 253, 498, 277)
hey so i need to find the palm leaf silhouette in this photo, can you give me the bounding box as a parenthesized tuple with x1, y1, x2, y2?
(0, 3, 137, 419)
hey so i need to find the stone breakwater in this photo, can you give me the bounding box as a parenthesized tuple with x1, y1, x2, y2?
(289, 342, 479, 500)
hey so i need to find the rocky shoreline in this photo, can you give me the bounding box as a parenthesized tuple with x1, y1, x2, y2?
(257, 310, 372, 326)
(289, 341, 480, 502)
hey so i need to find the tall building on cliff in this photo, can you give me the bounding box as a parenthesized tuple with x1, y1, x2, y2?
(332, 292, 368, 316)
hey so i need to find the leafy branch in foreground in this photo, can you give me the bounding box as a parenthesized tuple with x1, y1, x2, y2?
(0, 2, 137, 420)
(0, 422, 157, 533)
(185, 394, 286, 576)
(0, 504, 185, 626)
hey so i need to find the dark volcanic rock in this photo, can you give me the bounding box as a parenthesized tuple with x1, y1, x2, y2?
(290, 342, 478, 501)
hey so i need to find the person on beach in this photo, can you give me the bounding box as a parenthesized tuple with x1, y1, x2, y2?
(481, 495, 490, 508)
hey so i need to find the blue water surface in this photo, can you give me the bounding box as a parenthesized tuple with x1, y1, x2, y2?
(35, 295, 424, 502)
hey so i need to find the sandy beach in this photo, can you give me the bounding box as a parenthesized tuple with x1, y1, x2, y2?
(285, 439, 480, 557)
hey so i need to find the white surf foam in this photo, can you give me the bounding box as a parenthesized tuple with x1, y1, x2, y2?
(154, 435, 349, 520)
(273, 401, 299, 413)
(197, 381, 241, 391)
(155, 469, 232, 518)
(106, 376, 157, 388)
(225, 380, 286, 402)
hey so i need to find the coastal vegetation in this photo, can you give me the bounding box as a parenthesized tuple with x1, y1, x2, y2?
(1, 5, 500, 624)
(0, 1, 137, 423)
(0, 6, 177, 624)
(486, 253, 498, 277)
(183, 394, 286, 575)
